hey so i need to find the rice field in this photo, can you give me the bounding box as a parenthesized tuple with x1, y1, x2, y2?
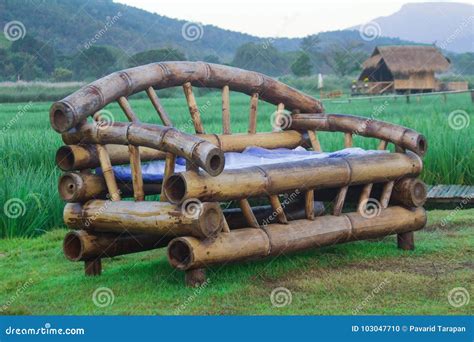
(0, 90, 472, 238)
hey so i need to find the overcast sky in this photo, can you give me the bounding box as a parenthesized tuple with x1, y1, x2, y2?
(116, 0, 458, 38)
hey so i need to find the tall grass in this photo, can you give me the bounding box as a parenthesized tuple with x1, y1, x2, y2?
(0, 91, 472, 238)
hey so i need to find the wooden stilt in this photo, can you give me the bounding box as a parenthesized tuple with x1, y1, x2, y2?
(397, 231, 415, 250)
(84, 259, 102, 276)
(185, 268, 207, 287)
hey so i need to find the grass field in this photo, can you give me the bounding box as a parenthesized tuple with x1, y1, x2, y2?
(0, 208, 472, 315)
(0, 90, 472, 238)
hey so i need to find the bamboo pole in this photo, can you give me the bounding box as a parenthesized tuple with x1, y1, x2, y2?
(357, 183, 373, 213)
(290, 113, 427, 156)
(55, 144, 166, 171)
(167, 206, 426, 270)
(222, 85, 231, 134)
(273, 103, 285, 132)
(95, 144, 121, 201)
(64, 200, 224, 238)
(146, 87, 173, 126)
(183, 82, 205, 134)
(269, 195, 288, 224)
(63, 230, 171, 262)
(248, 93, 258, 134)
(239, 199, 259, 228)
(380, 181, 395, 208)
(305, 190, 315, 220)
(333, 186, 348, 216)
(58, 172, 161, 202)
(50, 62, 323, 133)
(307, 130, 322, 152)
(378, 139, 388, 150)
(160, 153, 176, 202)
(60, 122, 224, 176)
(344, 133, 353, 148)
(164, 152, 423, 204)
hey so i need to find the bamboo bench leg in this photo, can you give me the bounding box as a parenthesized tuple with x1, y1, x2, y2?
(84, 259, 102, 276)
(185, 268, 207, 287)
(397, 231, 415, 250)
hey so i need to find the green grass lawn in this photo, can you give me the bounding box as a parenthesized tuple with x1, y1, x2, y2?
(0, 91, 472, 238)
(0, 209, 472, 315)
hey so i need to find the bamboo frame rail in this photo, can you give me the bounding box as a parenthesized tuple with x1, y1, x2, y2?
(168, 206, 426, 270)
(59, 122, 224, 176)
(290, 113, 427, 156)
(64, 200, 224, 238)
(164, 152, 423, 204)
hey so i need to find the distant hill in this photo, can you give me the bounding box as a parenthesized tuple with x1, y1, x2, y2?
(350, 2, 474, 53)
(0, 0, 428, 61)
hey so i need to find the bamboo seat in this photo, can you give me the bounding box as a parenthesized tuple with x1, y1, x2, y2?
(50, 61, 428, 285)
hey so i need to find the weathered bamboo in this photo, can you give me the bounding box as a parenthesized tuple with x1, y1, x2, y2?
(222, 85, 231, 134)
(269, 195, 288, 224)
(239, 199, 259, 228)
(64, 200, 224, 238)
(95, 144, 121, 201)
(55, 144, 166, 171)
(305, 190, 315, 220)
(50, 62, 323, 133)
(58, 172, 161, 202)
(357, 183, 373, 213)
(248, 93, 258, 134)
(313, 178, 427, 208)
(146, 87, 173, 126)
(273, 103, 285, 132)
(59, 122, 225, 176)
(183, 82, 205, 134)
(224, 200, 325, 229)
(380, 181, 395, 208)
(344, 132, 353, 148)
(160, 153, 176, 202)
(168, 206, 426, 270)
(307, 130, 322, 152)
(118, 96, 145, 201)
(333, 186, 348, 216)
(378, 139, 388, 150)
(290, 113, 427, 156)
(164, 152, 423, 204)
(63, 126, 306, 154)
(63, 230, 171, 262)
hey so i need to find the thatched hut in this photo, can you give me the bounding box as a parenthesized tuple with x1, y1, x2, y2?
(356, 45, 451, 94)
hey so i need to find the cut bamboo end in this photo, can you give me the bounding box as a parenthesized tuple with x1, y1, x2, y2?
(50, 101, 75, 133)
(248, 93, 259, 134)
(183, 82, 205, 134)
(63, 230, 170, 262)
(222, 85, 231, 134)
(392, 177, 427, 207)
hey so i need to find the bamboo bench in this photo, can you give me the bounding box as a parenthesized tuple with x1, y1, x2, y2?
(50, 61, 428, 286)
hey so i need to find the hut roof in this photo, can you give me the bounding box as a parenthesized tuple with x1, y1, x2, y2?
(362, 46, 450, 74)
